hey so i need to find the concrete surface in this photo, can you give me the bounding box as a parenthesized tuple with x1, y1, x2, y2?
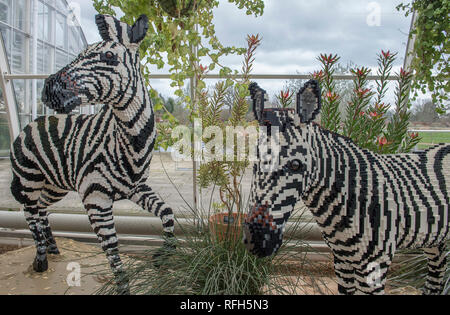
(0, 238, 422, 295)
(0, 153, 254, 218)
(0, 237, 110, 295)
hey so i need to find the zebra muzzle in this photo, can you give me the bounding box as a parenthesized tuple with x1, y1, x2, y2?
(42, 73, 82, 114)
(243, 203, 283, 258)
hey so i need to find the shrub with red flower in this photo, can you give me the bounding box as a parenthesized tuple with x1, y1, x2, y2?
(314, 49, 421, 154)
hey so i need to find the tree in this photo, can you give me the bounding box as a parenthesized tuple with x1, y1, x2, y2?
(411, 100, 440, 123)
(397, 0, 449, 113)
(93, 0, 265, 150)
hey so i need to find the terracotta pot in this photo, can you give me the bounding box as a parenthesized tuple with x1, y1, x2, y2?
(209, 212, 246, 243)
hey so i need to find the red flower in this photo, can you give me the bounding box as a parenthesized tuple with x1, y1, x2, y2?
(319, 54, 338, 64)
(381, 50, 391, 59)
(410, 132, 419, 139)
(312, 70, 324, 80)
(369, 111, 379, 118)
(355, 88, 371, 97)
(399, 68, 411, 78)
(326, 91, 339, 102)
(359, 111, 365, 117)
(280, 90, 291, 99)
(199, 64, 208, 73)
(377, 136, 388, 146)
(247, 34, 261, 46)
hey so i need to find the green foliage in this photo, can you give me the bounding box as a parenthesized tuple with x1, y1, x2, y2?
(315, 51, 421, 154)
(389, 241, 450, 294)
(196, 35, 261, 212)
(93, 0, 264, 147)
(397, 0, 449, 113)
(95, 206, 335, 295)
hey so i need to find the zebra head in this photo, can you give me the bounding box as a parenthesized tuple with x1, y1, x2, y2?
(41, 14, 149, 113)
(244, 80, 322, 258)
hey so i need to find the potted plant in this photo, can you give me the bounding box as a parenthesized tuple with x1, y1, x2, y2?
(209, 203, 246, 244)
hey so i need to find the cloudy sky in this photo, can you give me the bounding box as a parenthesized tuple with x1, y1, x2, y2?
(71, 0, 413, 100)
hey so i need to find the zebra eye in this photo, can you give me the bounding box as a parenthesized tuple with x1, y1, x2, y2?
(105, 51, 114, 59)
(289, 159, 303, 172)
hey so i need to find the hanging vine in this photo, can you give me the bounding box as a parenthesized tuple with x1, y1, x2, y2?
(93, 0, 264, 132)
(397, 0, 449, 113)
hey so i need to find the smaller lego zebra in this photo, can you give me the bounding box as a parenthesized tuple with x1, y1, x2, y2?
(10, 14, 175, 294)
(244, 80, 449, 295)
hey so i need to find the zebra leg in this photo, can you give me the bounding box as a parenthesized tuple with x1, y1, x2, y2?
(333, 257, 356, 295)
(36, 184, 68, 254)
(129, 184, 175, 237)
(11, 173, 49, 272)
(422, 243, 447, 295)
(354, 259, 391, 295)
(82, 189, 129, 295)
(129, 184, 175, 266)
(24, 204, 50, 272)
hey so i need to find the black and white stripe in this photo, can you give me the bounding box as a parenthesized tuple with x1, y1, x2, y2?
(244, 80, 449, 295)
(10, 14, 174, 293)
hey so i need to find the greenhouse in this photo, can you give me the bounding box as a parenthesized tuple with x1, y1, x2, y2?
(0, 0, 448, 298)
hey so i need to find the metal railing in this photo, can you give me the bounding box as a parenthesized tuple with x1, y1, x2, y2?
(2, 71, 449, 252)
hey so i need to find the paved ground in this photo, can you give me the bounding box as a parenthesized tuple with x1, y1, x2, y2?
(0, 238, 422, 295)
(0, 153, 254, 218)
(0, 238, 109, 295)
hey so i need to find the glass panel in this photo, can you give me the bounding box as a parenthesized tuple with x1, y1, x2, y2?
(0, 24, 11, 61)
(55, 12, 66, 49)
(0, 86, 5, 112)
(55, 0, 66, 14)
(68, 26, 77, 53)
(14, 0, 26, 31)
(44, 43, 54, 73)
(11, 31, 25, 73)
(12, 79, 25, 114)
(55, 48, 67, 69)
(0, 113, 11, 157)
(36, 79, 44, 115)
(38, 2, 52, 43)
(0, 0, 12, 25)
(19, 114, 31, 129)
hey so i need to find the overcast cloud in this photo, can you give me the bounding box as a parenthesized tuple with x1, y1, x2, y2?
(70, 0, 412, 100)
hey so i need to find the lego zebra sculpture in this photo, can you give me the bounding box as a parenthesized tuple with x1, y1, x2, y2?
(244, 80, 449, 295)
(10, 14, 174, 293)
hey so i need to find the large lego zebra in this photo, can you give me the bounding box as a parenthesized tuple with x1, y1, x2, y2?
(10, 14, 174, 294)
(244, 80, 449, 295)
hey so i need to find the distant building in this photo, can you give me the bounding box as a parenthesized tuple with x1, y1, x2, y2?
(0, 0, 88, 156)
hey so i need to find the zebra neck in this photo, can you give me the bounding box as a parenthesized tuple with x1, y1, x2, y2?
(303, 125, 361, 217)
(113, 76, 154, 135)
(113, 76, 155, 153)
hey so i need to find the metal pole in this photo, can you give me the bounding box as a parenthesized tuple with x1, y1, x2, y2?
(0, 33, 20, 141)
(403, 10, 418, 72)
(190, 15, 199, 219)
(31, 0, 38, 121)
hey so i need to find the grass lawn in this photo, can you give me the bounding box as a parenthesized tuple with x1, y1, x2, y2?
(416, 131, 450, 150)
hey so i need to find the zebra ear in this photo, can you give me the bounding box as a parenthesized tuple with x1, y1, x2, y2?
(96, 15, 122, 42)
(96, 14, 148, 46)
(296, 80, 321, 123)
(129, 15, 149, 44)
(249, 82, 267, 122)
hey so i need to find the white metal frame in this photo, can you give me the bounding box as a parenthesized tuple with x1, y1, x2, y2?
(0, 33, 20, 141)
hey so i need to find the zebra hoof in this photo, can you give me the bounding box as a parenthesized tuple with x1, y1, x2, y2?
(117, 286, 131, 295)
(33, 256, 48, 273)
(152, 243, 176, 268)
(47, 244, 60, 255)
